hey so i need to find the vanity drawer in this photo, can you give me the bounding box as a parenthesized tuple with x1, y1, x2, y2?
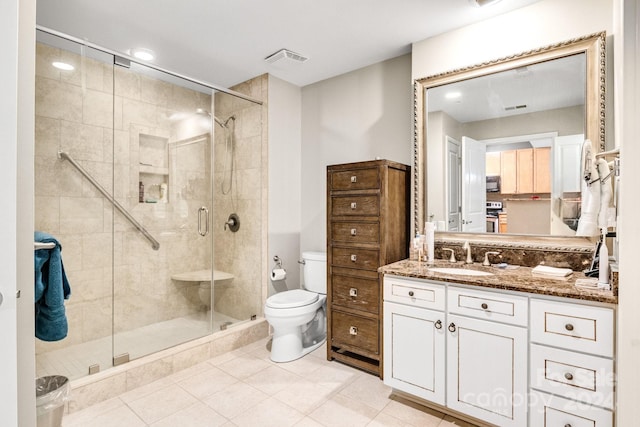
(331, 195, 380, 217)
(383, 276, 445, 311)
(448, 286, 528, 326)
(330, 167, 380, 191)
(530, 344, 614, 409)
(331, 221, 380, 244)
(332, 274, 379, 314)
(530, 299, 614, 357)
(331, 310, 379, 355)
(529, 390, 613, 427)
(331, 247, 379, 271)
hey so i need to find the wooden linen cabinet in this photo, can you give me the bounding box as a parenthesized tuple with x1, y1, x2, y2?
(326, 160, 410, 377)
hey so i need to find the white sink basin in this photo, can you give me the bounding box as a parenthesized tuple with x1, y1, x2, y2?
(428, 267, 494, 277)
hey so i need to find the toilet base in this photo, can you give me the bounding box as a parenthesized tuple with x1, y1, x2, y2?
(270, 331, 326, 363)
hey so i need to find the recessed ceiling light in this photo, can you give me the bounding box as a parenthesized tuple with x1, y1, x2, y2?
(130, 48, 155, 61)
(470, 0, 503, 7)
(52, 61, 74, 71)
(445, 91, 462, 100)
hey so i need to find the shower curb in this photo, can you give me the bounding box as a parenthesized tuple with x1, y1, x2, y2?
(64, 318, 269, 414)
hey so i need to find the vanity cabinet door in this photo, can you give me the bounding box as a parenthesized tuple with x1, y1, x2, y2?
(446, 314, 527, 427)
(383, 301, 445, 405)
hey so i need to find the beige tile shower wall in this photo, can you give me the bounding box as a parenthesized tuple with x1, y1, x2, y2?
(35, 42, 213, 356)
(213, 75, 268, 320)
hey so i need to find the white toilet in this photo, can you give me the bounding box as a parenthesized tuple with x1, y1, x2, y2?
(264, 251, 327, 362)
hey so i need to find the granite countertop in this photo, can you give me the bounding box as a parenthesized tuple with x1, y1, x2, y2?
(379, 259, 617, 305)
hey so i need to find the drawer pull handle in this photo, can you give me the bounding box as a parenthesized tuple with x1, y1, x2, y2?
(350, 228, 357, 236)
(350, 254, 357, 262)
(481, 303, 488, 310)
(408, 291, 414, 297)
(349, 326, 358, 336)
(350, 202, 357, 209)
(349, 288, 358, 297)
(351, 176, 357, 183)
(564, 372, 574, 381)
(565, 323, 574, 331)
(565, 424, 572, 427)
(434, 320, 442, 329)
(448, 322, 456, 333)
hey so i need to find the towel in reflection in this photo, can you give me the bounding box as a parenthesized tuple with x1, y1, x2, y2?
(34, 231, 71, 341)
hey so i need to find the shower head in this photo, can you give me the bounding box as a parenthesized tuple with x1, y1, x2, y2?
(196, 109, 234, 128)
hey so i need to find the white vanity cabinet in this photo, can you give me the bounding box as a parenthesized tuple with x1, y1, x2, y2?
(382, 275, 616, 427)
(529, 298, 615, 427)
(383, 276, 446, 404)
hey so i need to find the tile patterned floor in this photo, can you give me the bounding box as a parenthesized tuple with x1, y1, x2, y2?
(62, 337, 477, 427)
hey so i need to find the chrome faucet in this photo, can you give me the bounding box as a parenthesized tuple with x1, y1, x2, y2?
(483, 251, 501, 266)
(462, 241, 473, 264)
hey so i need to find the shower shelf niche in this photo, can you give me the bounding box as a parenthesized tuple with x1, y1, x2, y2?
(138, 133, 169, 203)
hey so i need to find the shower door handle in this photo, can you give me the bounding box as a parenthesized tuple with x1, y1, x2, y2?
(198, 207, 209, 236)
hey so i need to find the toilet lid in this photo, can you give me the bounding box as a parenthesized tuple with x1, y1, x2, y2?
(266, 289, 318, 309)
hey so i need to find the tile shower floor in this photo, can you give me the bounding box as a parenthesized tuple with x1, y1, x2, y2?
(61, 337, 477, 427)
(37, 311, 239, 381)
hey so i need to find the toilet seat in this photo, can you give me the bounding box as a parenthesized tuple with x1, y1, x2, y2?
(266, 289, 318, 309)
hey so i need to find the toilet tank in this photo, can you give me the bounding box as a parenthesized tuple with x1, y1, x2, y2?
(302, 251, 327, 294)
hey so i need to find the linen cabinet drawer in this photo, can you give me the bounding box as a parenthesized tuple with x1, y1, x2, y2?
(331, 195, 380, 216)
(332, 247, 379, 271)
(529, 390, 613, 427)
(448, 286, 528, 326)
(332, 274, 379, 314)
(383, 276, 445, 311)
(331, 310, 379, 354)
(530, 299, 614, 357)
(530, 344, 614, 409)
(331, 221, 380, 244)
(330, 167, 379, 191)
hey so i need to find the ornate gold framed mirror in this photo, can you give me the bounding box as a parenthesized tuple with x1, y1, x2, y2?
(413, 32, 606, 240)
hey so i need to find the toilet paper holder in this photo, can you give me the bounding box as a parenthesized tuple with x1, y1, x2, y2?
(271, 256, 287, 281)
(273, 256, 283, 269)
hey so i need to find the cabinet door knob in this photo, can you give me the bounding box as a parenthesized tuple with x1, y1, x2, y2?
(350, 254, 357, 262)
(349, 326, 358, 336)
(350, 202, 357, 209)
(448, 322, 456, 333)
(564, 424, 572, 427)
(350, 175, 357, 183)
(434, 320, 442, 329)
(565, 323, 574, 331)
(408, 291, 414, 297)
(349, 288, 358, 297)
(481, 303, 488, 310)
(564, 372, 574, 381)
(350, 228, 357, 236)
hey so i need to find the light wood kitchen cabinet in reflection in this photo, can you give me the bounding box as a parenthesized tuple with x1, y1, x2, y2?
(500, 147, 551, 194)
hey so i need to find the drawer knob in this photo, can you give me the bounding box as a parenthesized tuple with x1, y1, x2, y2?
(564, 372, 574, 381)
(481, 303, 488, 310)
(434, 320, 442, 329)
(408, 291, 414, 297)
(349, 326, 358, 336)
(350, 254, 357, 262)
(351, 175, 357, 183)
(349, 288, 358, 297)
(350, 202, 357, 209)
(565, 424, 572, 427)
(350, 228, 357, 236)
(565, 323, 574, 331)
(448, 322, 456, 333)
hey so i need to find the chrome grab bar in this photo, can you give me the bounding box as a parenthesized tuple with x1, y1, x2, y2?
(58, 150, 160, 250)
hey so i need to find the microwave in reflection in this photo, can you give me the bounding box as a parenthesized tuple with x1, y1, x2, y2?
(486, 175, 500, 192)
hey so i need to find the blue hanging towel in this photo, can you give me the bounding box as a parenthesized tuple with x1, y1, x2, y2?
(34, 231, 71, 341)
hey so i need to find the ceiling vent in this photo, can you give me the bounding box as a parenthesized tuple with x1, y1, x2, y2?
(264, 49, 308, 64)
(504, 104, 527, 111)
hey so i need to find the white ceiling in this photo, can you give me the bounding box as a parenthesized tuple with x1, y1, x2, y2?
(36, 0, 543, 89)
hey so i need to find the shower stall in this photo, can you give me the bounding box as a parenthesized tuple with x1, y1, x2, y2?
(34, 29, 265, 381)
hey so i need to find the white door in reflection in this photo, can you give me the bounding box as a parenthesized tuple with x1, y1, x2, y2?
(461, 136, 486, 232)
(445, 136, 461, 231)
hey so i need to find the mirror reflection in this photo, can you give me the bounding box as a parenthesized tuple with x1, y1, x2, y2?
(417, 33, 605, 238)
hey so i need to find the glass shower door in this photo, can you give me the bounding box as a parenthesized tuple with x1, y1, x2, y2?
(111, 60, 215, 363)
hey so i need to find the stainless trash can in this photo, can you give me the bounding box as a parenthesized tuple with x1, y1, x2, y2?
(36, 376, 69, 427)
